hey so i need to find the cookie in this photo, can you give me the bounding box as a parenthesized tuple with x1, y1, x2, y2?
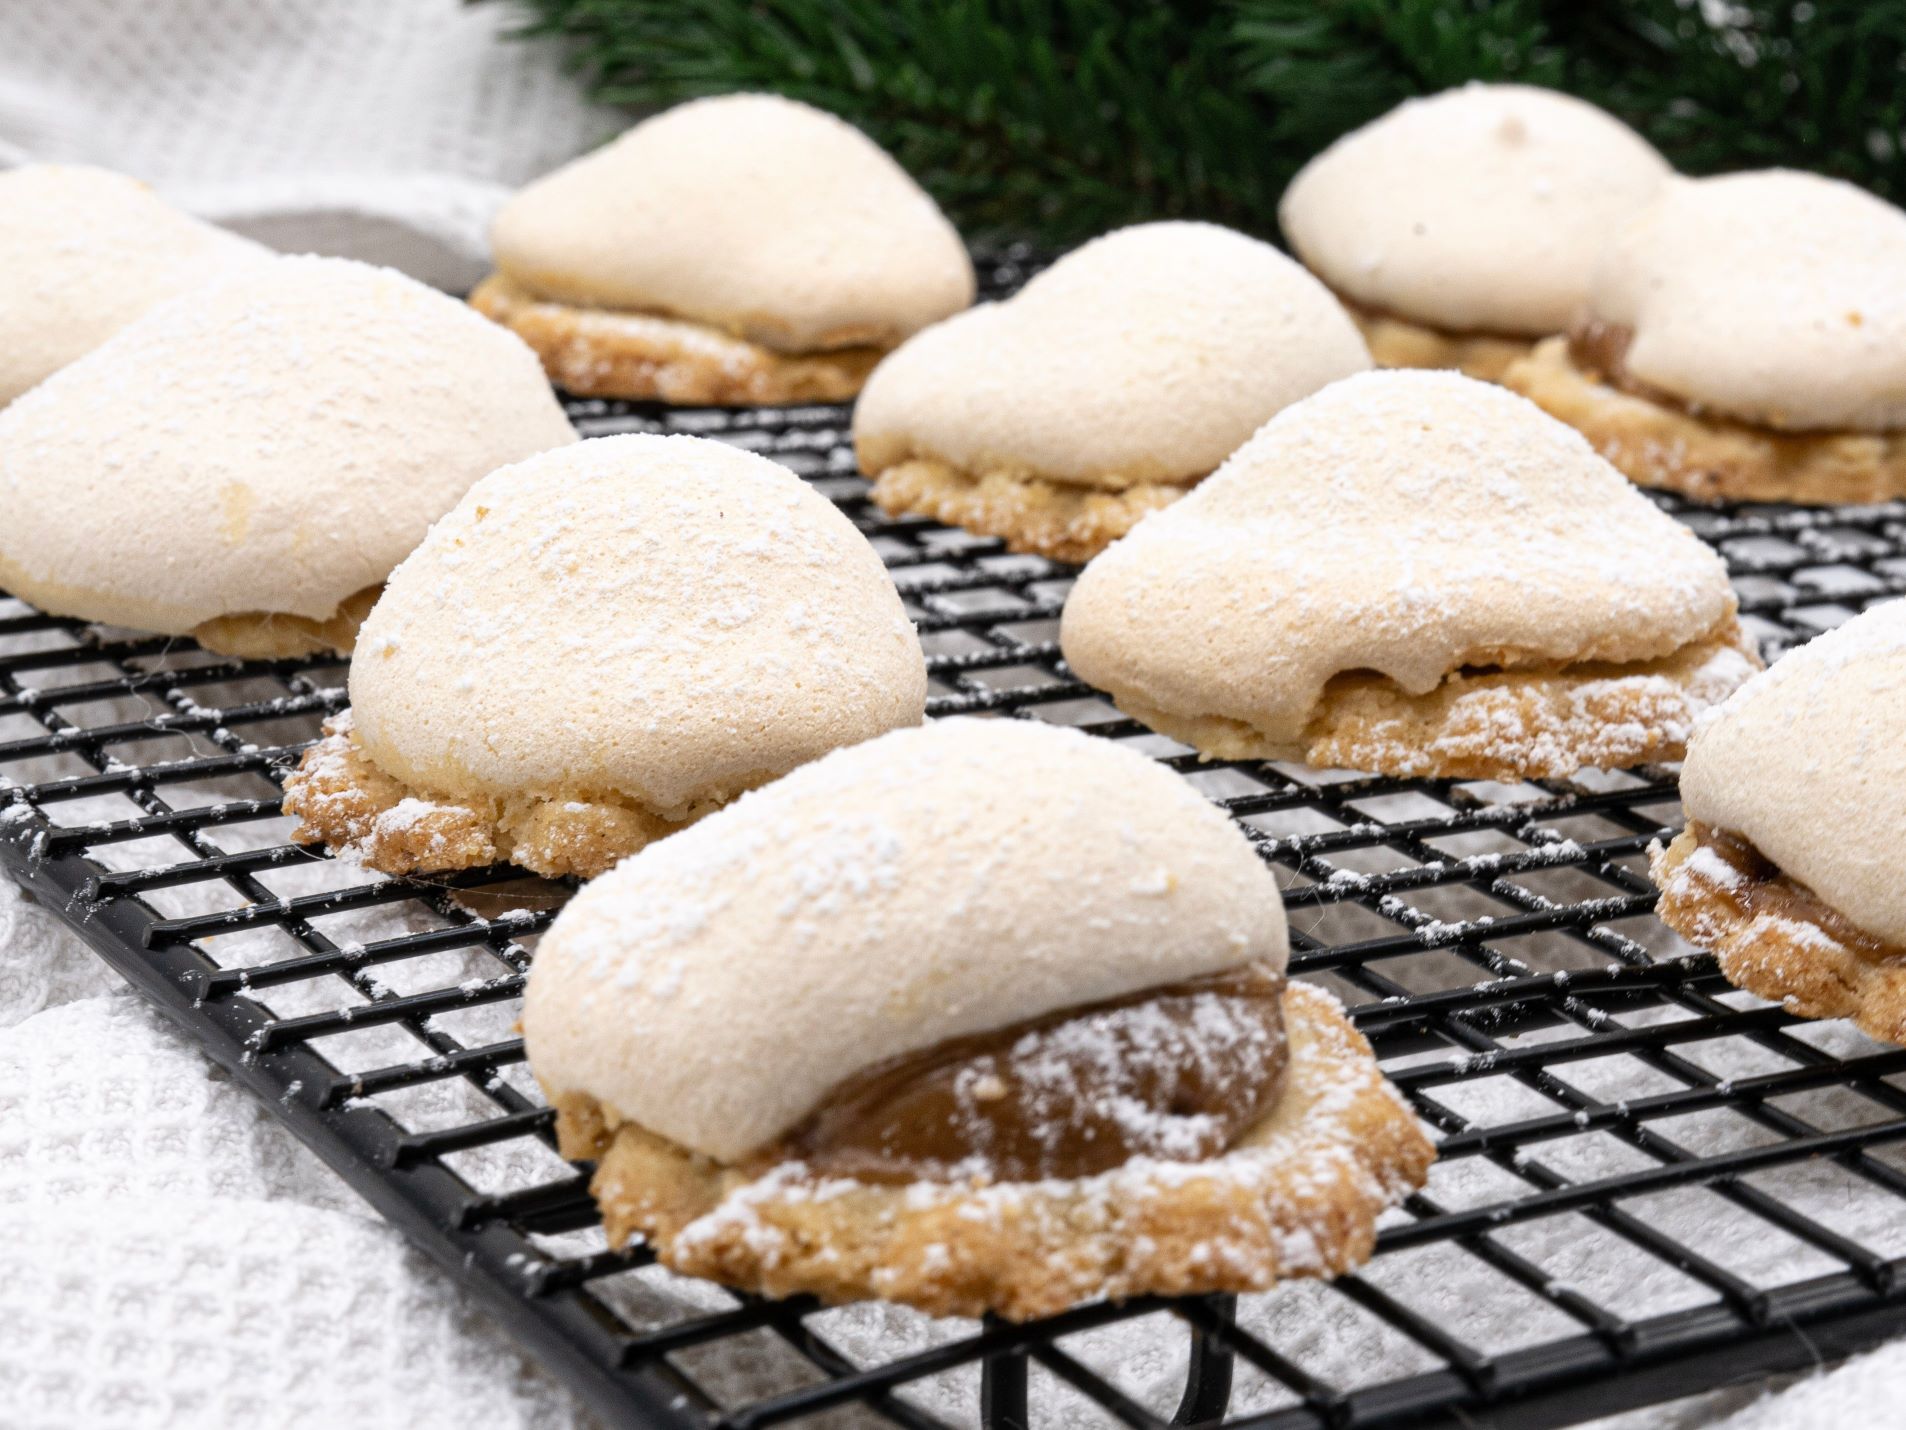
(1280, 84, 1669, 376)
(0, 255, 575, 657)
(1504, 171, 1906, 501)
(0, 164, 270, 405)
(1060, 370, 1760, 778)
(475, 94, 973, 402)
(524, 718, 1433, 1319)
(1653, 601, 1906, 1042)
(854, 222, 1369, 560)
(284, 434, 926, 879)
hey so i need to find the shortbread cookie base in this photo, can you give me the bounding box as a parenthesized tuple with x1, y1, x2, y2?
(282, 713, 742, 879)
(1098, 627, 1760, 780)
(191, 586, 381, 660)
(1349, 306, 1535, 383)
(551, 981, 1434, 1322)
(470, 273, 883, 405)
(1503, 338, 1906, 503)
(1652, 828, 1906, 1044)
(869, 458, 1193, 563)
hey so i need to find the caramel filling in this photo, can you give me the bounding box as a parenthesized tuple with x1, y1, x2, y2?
(757, 963, 1289, 1184)
(1567, 319, 1711, 418)
(1689, 821, 1902, 961)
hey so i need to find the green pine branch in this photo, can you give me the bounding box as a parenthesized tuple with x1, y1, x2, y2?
(483, 0, 1906, 247)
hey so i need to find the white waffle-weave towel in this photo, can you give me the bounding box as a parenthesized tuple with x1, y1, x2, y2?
(0, 878, 587, 1428)
(0, 0, 619, 288)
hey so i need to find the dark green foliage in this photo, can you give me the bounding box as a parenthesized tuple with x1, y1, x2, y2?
(484, 0, 1906, 246)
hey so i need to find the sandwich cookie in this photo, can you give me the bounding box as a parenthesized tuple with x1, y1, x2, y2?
(853, 222, 1370, 562)
(0, 164, 270, 405)
(1060, 371, 1760, 779)
(0, 255, 575, 658)
(1280, 84, 1670, 380)
(523, 718, 1433, 1319)
(474, 94, 974, 404)
(284, 434, 926, 879)
(1504, 170, 1906, 502)
(1653, 601, 1906, 1042)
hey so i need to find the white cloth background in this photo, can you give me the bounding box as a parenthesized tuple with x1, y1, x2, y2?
(0, 0, 618, 289)
(0, 3, 1901, 1425)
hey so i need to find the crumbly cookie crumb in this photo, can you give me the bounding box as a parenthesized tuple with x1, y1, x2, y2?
(282, 713, 709, 879)
(470, 273, 882, 404)
(1349, 306, 1535, 383)
(1104, 624, 1759, 780)
(553, 982, 1435, 1321)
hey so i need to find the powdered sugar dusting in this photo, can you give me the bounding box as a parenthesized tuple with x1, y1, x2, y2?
(1063, 370, 1744, 750)
(347, 432, 926, 819)
(523, 718, 1286, 1164)
(0, 252, 575, 633)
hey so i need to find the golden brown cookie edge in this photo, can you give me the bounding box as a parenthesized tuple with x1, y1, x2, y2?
(1350, 308, 1536, 383)
(470, 273, 882, 405)
(559, 981, 1434, 1321)
(869, 458, 1192, 564)
(1092, 624, 1760, 781)
(191, 585, 382, 660)
(1651, 827, 1906, 1044)
(281, 713, 700, 880)
(1503, 338, 1906, 504)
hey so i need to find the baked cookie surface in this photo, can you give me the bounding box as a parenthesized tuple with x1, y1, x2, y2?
(1652, 601, 1906, 1039)
(1348, 304, 1537, 383)
(854, 222, 1369, 561)
(478, 93, 973, 403)
(1653, 826, 1906, 1045)
(282, 434, 925, 880)
(1506, 171, 1906, 501)
(1116, 629, 1758, 781)
(0, 255, 575, 654)
(559, 981, 1431, 1321)
(1279, 84, 1668, 345)
(1060, 371, 1759, 779)
(0, 164, 270, 406)
(1505, 335, 1906, 504)
(523, 719, 1431, 1317)
(469, 274, 881, 405)
(867, 459, 1187, 565)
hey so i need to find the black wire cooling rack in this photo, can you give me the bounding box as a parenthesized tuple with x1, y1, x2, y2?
(10, 324, 1906, 1428)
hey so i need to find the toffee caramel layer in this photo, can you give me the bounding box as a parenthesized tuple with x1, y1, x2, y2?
(761, 963, 1288, 1184)
(1504, 333, 1906, 504)
(1653, 823, 1906, 1044)
(548, 980, 1434, 1321)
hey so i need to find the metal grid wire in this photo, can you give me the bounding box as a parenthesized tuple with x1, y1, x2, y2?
(9, 349, 1906, 1428)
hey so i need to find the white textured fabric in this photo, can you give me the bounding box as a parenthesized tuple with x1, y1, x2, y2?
(1707, 1344, 1906, 1429)
(0, 0, 619, 289)
(0, 989, 588, 1428)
